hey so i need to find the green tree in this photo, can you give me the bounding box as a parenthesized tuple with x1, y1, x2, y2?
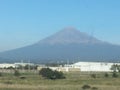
(39, 68, 65, 80)
(7, 66, 14, 69)
(116, 65, 120, 72)
(111, 64, 118, 72)
(111, 64, 120, 78)
(24, 64, 37, 70)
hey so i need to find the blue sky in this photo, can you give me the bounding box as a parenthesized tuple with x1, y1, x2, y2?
(0, 0, 120, 52)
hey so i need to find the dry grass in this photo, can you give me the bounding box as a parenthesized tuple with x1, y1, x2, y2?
(0, 71, 120, 90)
(0, 84, 120, 90)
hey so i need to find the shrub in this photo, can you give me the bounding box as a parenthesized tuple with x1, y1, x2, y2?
(14, 70, 20, 76)
(91, 74, 96, 78)
(104, 73, 109, 78)
(112, 71, 118, 78)
(39, 68, 65, 80)
(20, 76, 26, 79)
(82, 84, 91, 89)
(91, 87, 98, 90)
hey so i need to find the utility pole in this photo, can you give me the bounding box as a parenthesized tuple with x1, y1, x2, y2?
(28, 60, 30, 72)
(21, 60, 24, 72)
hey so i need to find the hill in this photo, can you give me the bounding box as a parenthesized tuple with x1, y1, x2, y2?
(0, 27, 120, 63)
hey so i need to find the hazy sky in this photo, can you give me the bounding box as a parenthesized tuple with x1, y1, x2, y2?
(0, 0, 120, 52)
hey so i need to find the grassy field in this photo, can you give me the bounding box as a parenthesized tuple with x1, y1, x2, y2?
(0, 70, 120, 90)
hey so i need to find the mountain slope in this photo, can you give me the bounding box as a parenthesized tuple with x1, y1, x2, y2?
(38, 27, 104, 45)
(0, 27, 120, 63)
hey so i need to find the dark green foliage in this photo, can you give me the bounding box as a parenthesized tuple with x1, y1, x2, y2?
(14, 70, 20, 77)
(39, 68, 65, 80)
(0, 72, 2, 77)
(34, 65, 38, 70)
(111, 64, 118, 72)
(111, 64, 120, 78)
(116, 65, 120, 73)
(20, 76, 26, 79)
(104, 73, 109, 78)
(24, 64, 37, 70)
(24, 65, 33, 70)
(39, 68, 53, 79)
(91, 74, 96, 78)
(46, 63, 59, 67)
(16, 64, 38, 70)
(6, 66, 14, 69)
(91, 87, 98, 90)
(112, 71, 118, 78)
(82, 84, 91, 89)
(111, 64, 120, 72)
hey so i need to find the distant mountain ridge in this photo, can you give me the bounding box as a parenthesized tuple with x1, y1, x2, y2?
(0, 27, 120, 63)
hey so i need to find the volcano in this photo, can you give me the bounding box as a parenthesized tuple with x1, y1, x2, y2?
(0, 27, 120, 63)
(38, 27, 103, 45)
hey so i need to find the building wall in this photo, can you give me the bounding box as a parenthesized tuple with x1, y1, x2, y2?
(37, 62, 120, 72)
(70, 62, 120, 72)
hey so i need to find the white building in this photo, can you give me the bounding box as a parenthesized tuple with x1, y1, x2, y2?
(14, 62, 34, 67)
(0, 63, 15, 68)
(66, 62, 120, 72)
(0, 62, 34, 69)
